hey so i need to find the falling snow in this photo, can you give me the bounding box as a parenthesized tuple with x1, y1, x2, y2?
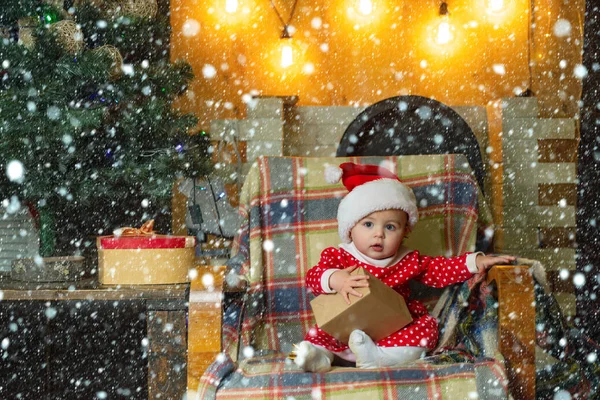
(202, 64, 217, 79)
(182, 19, 201, 37)
(492, 64, 506, 75)
(0, 0, 599, 398)
(553, 19, 572, 38)
(5, 160, 24, 183)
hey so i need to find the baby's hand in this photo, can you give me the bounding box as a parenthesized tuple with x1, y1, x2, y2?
(329, 265, 369, 305)
(475, 254, 517, 272)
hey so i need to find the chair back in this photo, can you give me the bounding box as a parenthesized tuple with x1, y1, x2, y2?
(227, 155, 493, 355)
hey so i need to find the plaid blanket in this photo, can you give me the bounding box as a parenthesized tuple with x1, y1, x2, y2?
(532, 276, 600, 399)
(199, 273, 510, 400)
(197, 155, 508, 399)
(203, 268, 600, 399)
(432, 258, 600, 399)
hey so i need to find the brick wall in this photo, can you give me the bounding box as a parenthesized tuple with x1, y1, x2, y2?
(496, 98, 578, 317)
(210, 96, 490, 187)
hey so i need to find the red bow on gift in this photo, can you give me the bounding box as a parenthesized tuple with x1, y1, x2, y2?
(115, 220, 156, 237)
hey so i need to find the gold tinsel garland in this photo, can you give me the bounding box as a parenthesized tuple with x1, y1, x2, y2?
(17, 17, 38, 49)
(91, 45, 123, 79)
(50, 20, 85, 54)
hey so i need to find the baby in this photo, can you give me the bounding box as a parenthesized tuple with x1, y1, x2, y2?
(294, 162, 514, 372)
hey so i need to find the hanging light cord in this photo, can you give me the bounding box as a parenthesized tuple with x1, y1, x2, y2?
(528, 0, 534, 94)
(269, 0, 299, 36)
(439, 1, 449, 15)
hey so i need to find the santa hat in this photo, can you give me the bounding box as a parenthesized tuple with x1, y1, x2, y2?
(325, 162, 418, 243)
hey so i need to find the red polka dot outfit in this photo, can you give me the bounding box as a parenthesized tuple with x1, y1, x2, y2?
(305, 247, 474, 353)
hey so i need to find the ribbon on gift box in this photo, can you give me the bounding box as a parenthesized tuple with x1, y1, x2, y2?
(115, 219, 156, 237)
(98, 220, 195, 249)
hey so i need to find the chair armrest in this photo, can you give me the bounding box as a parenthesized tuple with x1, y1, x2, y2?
(187, 265, 226, 394)
(486, 265, 536, 400)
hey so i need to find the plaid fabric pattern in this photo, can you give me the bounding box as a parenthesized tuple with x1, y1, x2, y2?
(203, 352, 507, 400)
(197, 155, 506, 399)
(533, 284, 600, 399)
(233, 155, 493, 354)
(434, 263, 600, 399)
(196, 353, 236, 399)
(433, 269, 500, 357)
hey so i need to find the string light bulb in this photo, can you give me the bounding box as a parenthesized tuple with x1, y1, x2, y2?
(436, 21, 451, 44)
(280, 44, 293, 68)
(358, 0, 373, 15)
(487, 0, 504, 13)
(280, 27, 293, 68)
(225, 0, 238, 13)
(435, 1, 452, 45)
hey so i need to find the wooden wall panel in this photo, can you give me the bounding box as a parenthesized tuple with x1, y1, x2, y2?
(148, 309, 188, 399)
(537, 139, 578, 163)
(538, 227, 576, 249)
(487, 266, 536, 400)
(538, 183, 577, 206)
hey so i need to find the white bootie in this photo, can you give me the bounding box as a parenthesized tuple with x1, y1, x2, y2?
(348, 330, 426, 369)
(293, 341, 334, 372)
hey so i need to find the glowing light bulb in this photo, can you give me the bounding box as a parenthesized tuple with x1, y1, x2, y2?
(488, 0, 504, 12)
(281, 43, 293, 68)
(358, 0, 373, 15)
(225, 0, 238, 13)
(436, 19, 452, 44)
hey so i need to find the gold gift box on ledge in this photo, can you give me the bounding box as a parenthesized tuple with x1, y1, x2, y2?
(96, 220, 195, 285)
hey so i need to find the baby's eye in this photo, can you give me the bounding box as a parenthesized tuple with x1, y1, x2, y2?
(385, 224, 396, 231)
(363, 221, 373, 228)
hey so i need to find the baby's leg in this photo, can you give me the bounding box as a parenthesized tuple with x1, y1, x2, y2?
(349, 330, 426, 369)
(375, 314, 438, 349)
(294, 341, 334, 372)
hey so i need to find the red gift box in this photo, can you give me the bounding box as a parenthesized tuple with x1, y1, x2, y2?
(97, 220, 195, 285)
(99, 235, 195, 249)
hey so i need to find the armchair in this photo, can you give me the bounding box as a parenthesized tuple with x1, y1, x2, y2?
(189, 154, 535, 400)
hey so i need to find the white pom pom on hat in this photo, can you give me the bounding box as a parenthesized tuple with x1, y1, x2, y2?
(324, 165, 343, 184)
(325, 162, 419, 243)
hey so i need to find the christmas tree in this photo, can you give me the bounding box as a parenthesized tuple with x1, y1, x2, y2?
(0, 0, 211, 255)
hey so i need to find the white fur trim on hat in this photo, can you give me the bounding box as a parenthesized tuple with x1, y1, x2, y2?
(324, 165, 343, 184)
(337, 178, 418, 243)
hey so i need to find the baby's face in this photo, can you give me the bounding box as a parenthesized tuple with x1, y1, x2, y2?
(349, 209, 408, 260)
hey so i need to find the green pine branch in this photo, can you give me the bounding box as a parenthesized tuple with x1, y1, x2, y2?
(0, 0, 45, 24)
(0, 1, 211, 250)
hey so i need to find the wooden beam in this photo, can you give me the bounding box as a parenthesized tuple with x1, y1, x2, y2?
(538, 227, 576, 249)
(187, 265, 225, 396)
(487, 265, 536, 400)
(537, 139, 578, 163)
(0, 281, 188, 301)
(148, 309, 187, 399)
(538, 183, 577, 206)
